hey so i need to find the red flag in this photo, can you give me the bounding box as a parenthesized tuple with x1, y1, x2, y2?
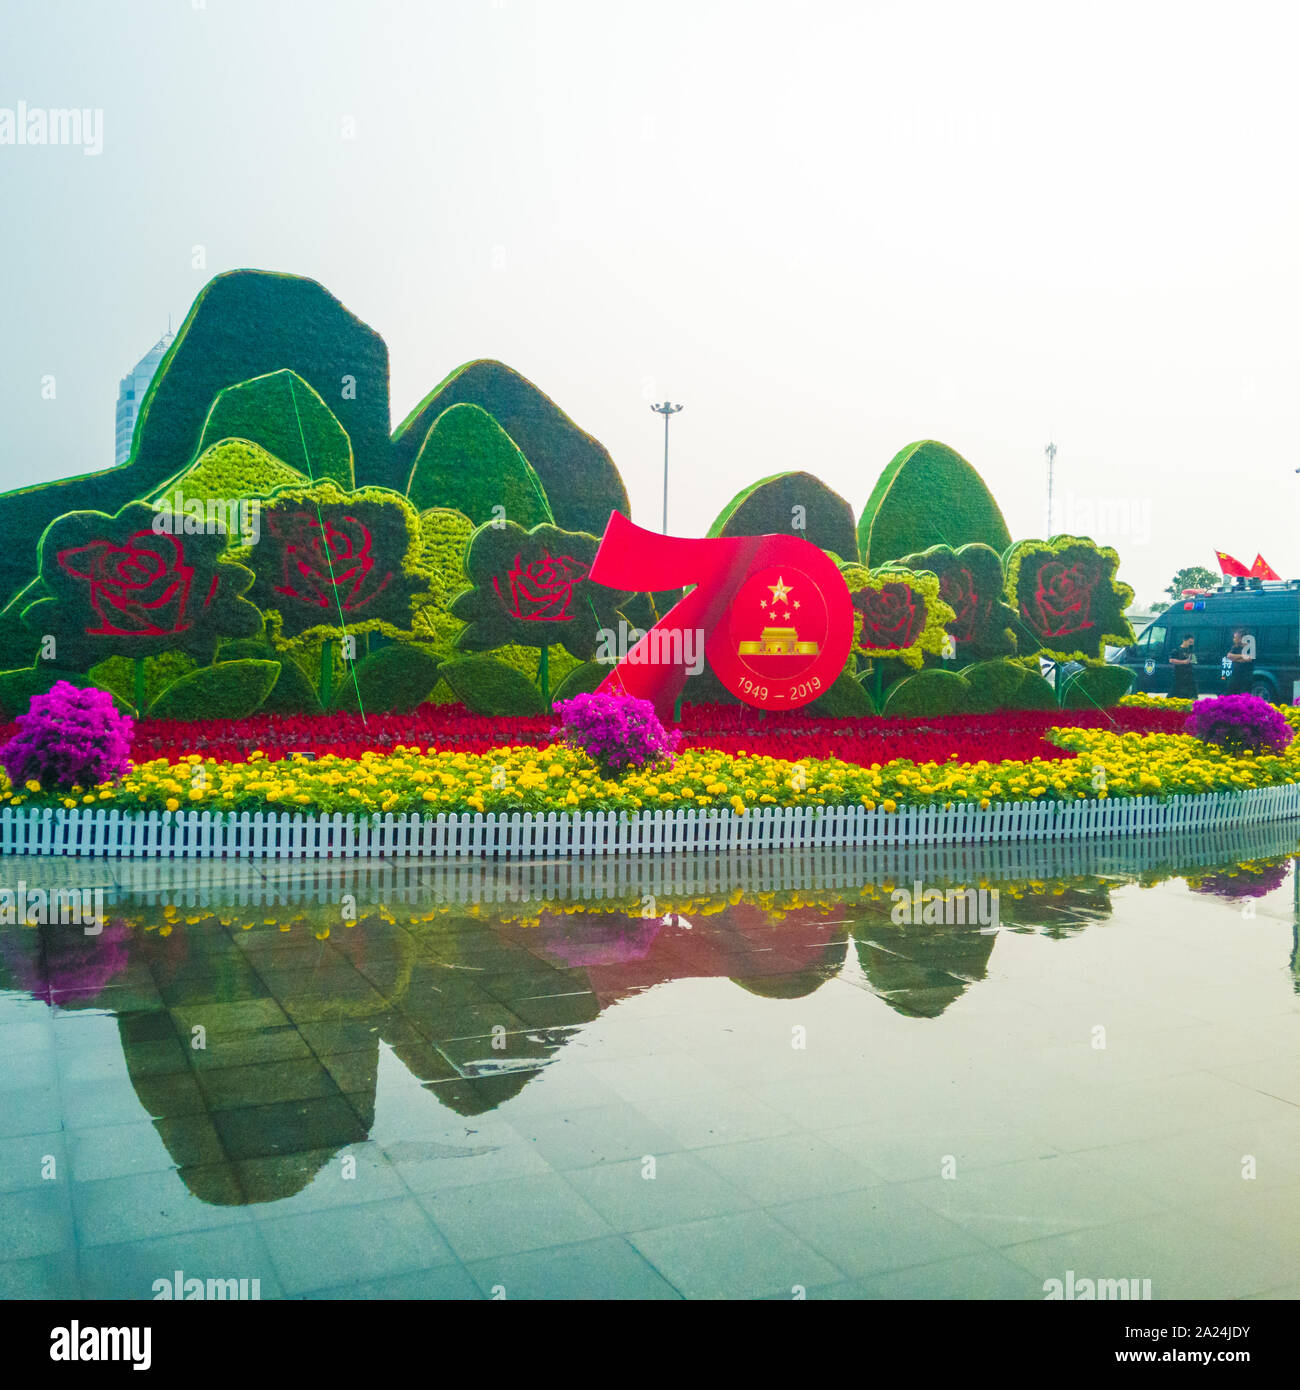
(1250, 554, 1281, 580)
(1215, 550, 1251, 577)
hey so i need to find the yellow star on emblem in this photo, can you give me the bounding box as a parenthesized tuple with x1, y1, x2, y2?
(768, 576, 792, 604)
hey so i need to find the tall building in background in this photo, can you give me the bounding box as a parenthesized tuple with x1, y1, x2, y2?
(114, 332, 174, 464)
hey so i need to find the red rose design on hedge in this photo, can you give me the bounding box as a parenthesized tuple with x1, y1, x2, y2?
(493, 551, 588, 622)
(853, 581, 926, 652)
(1027, 557, 1100, 639)
(270, 512, 390, 613)
(57, 531, 196, 637)
(940, 566, 984, 644)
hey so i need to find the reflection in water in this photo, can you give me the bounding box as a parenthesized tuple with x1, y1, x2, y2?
(1, 819, 1298, 1212)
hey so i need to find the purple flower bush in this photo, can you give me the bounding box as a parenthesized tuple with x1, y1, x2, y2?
(552, 691, 682, 775)
(0, 681, 134, 791)
(0, 920, 130, 1005)
(1189, 862, 1290, 901)
(1184, 694, 1293, 757)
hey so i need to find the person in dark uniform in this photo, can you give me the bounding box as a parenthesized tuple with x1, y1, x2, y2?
(1169, 633, 1198, 699)
(1223, 627, 1256, 694)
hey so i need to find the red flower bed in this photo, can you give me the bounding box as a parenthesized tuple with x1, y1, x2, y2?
(683, 703, 1183, 767)
(0, 700, 1184, 770)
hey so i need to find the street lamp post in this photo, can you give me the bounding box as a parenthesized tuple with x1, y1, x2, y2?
(1045, 441, 1058, 535)
(650, 401, 683, 534)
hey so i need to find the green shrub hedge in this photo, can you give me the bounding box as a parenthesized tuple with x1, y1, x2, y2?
(331, 644, 440, 713)
(437, 655, 548, 715)
(859, 440, 1012, 567)
(392, 360, 629, 537)
(707, 471, 857, 560)
(405, 403, 554, 527)
(145, 659, 280, 721)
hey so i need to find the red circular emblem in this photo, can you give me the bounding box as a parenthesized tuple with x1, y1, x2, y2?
(707, 557, 852, 710)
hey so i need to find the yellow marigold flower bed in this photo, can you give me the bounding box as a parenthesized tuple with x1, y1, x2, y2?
(0, 725, 1298, 817)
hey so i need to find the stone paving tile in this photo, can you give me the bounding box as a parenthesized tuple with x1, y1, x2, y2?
(416, 1173, 612, 1262)
(256, 1197, 457, 1296)
(464, 1235, 681, 1300)
(626, 1211, 843, 1299)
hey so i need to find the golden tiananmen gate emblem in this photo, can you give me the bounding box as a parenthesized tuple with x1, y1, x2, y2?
(737, 626, 820, 656)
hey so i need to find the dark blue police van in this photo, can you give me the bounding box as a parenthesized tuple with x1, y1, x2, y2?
(1111, 579, 1300, 702)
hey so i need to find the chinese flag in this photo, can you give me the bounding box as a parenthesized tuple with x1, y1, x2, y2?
(1215, 551, 1251, 577)
(1251, 554, 1281, 580)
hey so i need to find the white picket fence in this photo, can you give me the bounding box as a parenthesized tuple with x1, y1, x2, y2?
(1, 780, 1297, 859)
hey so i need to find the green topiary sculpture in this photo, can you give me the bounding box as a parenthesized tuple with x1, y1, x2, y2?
(858, 440, 1012, 567)
(392, 360, 629, 537)
(707, 471, 857, 560)
(405, 403, 554, 527)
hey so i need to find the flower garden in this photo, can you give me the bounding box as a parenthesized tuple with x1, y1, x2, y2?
(0, 268, 1295, 853)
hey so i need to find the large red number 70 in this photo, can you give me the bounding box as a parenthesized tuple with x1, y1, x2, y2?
(588, 513, 854, 718)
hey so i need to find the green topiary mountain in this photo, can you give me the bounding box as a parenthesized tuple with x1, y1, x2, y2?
(0, 270, 391, 612)
(192, 370, 354, 488)
(707, 471, 857, 559)
(859, 440, 1012, 567)
(150, 439, 307, 508)
(405, 403, 554, 526)
(391, 360, 628, 536)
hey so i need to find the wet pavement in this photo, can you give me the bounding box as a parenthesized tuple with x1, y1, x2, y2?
(3, 823, 1300, 1299)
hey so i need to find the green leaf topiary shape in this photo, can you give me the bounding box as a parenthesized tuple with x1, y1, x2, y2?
(0, 667, 123, 720)
(405, 403, 554, 527)
(859, 440, 1012, 567)
(331, 644, 440, 714)
(881, 668, 971, 717)
(808, 667, 877, 716)
(959, 658, 1057, 712)
(216, 638, 323, 714)
(550, 659, 610, 704)
(437, 655, 549, 715)
(145, 659, 280, 720)
(1060, 663, 1135, 710)
(89, 652, 198, 712)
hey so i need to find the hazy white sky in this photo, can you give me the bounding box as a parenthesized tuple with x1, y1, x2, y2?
(3, 0, 1298, 607)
